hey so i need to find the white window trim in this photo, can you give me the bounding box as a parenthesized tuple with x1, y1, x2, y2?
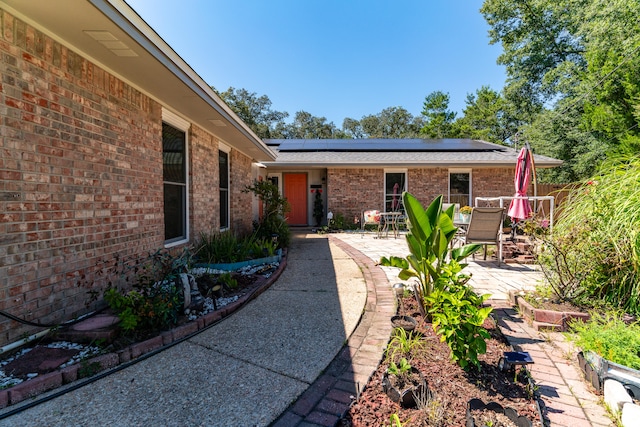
(384, 169, 407, 211)
(162, 108, 190, 248)
(448, 168, 472, 206)
(267, 173, 283, 194)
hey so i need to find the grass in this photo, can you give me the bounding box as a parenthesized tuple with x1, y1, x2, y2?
(566, 311, 640, 370)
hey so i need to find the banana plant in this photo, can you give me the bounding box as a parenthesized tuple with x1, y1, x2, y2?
(380, 193, 481, 303)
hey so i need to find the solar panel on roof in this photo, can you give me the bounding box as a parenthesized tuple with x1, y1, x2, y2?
(264, 139, 506, 152)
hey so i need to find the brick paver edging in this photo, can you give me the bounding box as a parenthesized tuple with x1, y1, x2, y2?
(0, 251, 288, 412)
(271, 236, 395, 427)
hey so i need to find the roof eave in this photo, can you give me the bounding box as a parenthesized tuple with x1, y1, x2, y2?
(0, 0, 276, 162)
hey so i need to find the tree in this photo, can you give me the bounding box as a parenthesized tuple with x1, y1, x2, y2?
(453, 86, 518, 144)
(420, 91, 456, 138)
(578, 0, 640, 154)
(481, 0, 587, 110)
(279, 111, 341, 139)
(525, 101, 608, 182)
(481, 0, 640, 181)
(215, 87, 288, 139)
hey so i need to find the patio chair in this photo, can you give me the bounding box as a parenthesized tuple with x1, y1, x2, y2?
(361, 209, 382, 236)
(463, 207, 505, 265)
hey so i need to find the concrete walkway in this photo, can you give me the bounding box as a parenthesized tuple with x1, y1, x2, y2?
(1, 232, 371, 426)
(2, 230, 614, 426)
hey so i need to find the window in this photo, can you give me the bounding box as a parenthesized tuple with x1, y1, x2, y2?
(449, 171, 471, 206)
(384, 171, 406, 212)
(219, 150, 229, 230)
(163, 122, 187, 245)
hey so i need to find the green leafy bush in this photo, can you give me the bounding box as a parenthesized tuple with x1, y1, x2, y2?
(244, 180, 291, 248)
(328, 212, 359, 231)
(104, 249, 186, 336)
(379, 193, 481, 314)
(538, 156, 640, 314)
(195, 231, 277, 264)
(567, 312, 640, 370)
(426, 284, 492, 371)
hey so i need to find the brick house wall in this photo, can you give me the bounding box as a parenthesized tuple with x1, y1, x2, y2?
(327, 168, 384, 222)
(326, 167, 515, 220)
(407, 168, 450, 207)
(230, 149, 253, 235)
(189, 124, 219, 236)
(0, 9, 254, 346)
(473, 168, 515, 200)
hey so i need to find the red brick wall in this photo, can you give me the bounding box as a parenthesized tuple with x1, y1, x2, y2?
(0, 10, 256, 346)
(189, 125, 219, 235)
(230, 149, 253, 235)
(0, 9, 164, 345)
(408, 168, 449, 207)
(473, 168, 515, 201)
(326, 167, 515, 218)
(327, 168, 384, 221)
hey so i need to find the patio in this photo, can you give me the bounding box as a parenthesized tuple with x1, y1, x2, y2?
(327, 230, 613, 427)
(330, 230, 543, 301)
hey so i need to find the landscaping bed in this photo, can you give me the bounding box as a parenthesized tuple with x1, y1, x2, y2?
(0, 259, 286, 409)
(339, 296, 542, 426)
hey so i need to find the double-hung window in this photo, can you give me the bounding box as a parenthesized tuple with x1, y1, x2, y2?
(384, 170, 406, 212)
(219, 147, 229, 230)
(163, 122, 188, 245)
(449, 170, 471, 207)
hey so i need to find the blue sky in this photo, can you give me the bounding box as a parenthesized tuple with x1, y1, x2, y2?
(125, 0, 506, 126)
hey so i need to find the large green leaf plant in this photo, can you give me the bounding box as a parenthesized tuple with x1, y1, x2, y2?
(380, 193, 494, 370)
(380, 193, 480, 305)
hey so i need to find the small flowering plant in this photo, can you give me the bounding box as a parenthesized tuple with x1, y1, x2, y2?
(460, 206, 472, 215)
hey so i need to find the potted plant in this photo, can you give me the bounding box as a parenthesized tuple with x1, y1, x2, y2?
(460, 205, 472, 222)
(313, 190, 324, 227)
(381, 358, 430, 408)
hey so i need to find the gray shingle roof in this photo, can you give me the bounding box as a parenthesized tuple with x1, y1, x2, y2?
(262, 139, 562, 168)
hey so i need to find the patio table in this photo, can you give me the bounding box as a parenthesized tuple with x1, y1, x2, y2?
(379, 212, 402, 239)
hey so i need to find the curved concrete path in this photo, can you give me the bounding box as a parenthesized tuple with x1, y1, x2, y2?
(2, 230, 613, 426)
(1, 232, 376, 427)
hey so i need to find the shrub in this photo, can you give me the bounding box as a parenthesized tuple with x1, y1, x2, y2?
(103, 249, 187, 336)
(425, 261, 493, 370)
(195, 231, 277, 264)
(538, 156, 640, 314)
(567, 312, 640, 370)
(244, 180, 291, 248)
(379, 193, 481, 314)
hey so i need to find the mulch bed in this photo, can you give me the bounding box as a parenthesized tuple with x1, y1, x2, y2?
(338, 295, 542, 426)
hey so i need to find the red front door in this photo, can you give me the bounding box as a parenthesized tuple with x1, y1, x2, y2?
(284, 173, 307, 225)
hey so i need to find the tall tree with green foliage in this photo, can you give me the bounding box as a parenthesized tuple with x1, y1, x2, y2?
(278, 111, 343, 139)
(420, 91, 456, 138)
(215, 87, 289, 139)
(348, 106, 423, 138)
(452, 86, 517, 144)
(482, 0, 640, 181)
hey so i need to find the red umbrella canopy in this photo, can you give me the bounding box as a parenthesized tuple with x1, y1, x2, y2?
(392, 183, 400, 210)
(507, 147, 533, 222)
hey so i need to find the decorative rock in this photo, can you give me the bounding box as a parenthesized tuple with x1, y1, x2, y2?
(604, 379, 632, 415)
(622, 402, 640, 427)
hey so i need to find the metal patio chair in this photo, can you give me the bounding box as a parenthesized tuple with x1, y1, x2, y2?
(463, 207, 505, 265)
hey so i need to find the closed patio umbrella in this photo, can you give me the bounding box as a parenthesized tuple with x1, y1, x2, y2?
(392, 183, 400, 211)
(507, 146, 533, 223)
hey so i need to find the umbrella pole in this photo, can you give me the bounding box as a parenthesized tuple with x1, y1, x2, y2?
(527, 143, 538, 212)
